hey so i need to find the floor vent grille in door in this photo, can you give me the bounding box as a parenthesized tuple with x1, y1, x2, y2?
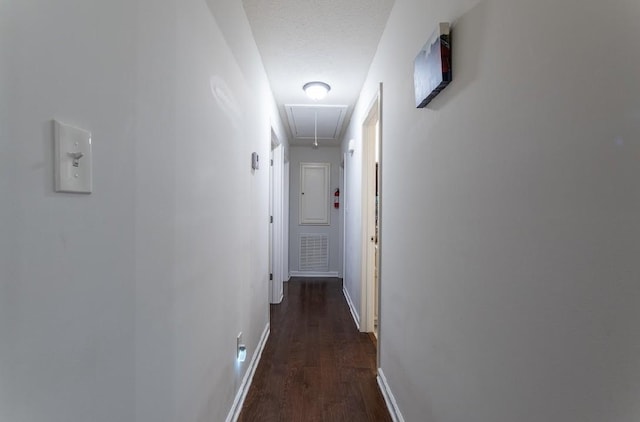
(299, 234, 329, 272)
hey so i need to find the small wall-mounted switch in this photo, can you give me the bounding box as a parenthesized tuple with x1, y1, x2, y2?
(54, 120, 92, 193)
(251, 152, 259, 170)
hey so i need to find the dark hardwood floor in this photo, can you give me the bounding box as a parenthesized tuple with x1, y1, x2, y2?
(238, 277, 392, 422)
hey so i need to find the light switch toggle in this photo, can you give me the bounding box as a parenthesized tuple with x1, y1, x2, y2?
(54, 120, 93, 193)
(68, 152, 84, 167)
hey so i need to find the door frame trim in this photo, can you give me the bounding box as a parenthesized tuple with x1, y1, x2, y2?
(270, 130, 285, 304)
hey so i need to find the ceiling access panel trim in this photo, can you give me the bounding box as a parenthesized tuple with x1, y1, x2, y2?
(284, 104, 348, 140)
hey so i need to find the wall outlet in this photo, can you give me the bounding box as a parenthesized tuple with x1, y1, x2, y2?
(237, 332, 246, 362)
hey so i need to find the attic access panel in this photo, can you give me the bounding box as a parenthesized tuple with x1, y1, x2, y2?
(285, 104, 348, 140)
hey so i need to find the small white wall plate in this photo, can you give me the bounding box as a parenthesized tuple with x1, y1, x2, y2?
(54, 120, 92, 193)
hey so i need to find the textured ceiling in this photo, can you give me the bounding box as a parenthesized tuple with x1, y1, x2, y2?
(242, 0, 394, 146)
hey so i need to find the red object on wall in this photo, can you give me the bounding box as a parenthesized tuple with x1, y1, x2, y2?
(334, 188, 340, 209)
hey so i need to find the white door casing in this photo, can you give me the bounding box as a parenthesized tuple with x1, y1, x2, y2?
(270, 133, 285, 304)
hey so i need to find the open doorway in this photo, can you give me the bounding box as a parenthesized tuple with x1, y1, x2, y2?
(361, 85, 382, 339)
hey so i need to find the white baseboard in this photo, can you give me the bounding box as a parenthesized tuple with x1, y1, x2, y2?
(289, 271, 340, 278)
(225, 323, 270, 422)
(273, 292, 283, 304)
(342, 286, 360, 330)
(377, 369, 405, 422)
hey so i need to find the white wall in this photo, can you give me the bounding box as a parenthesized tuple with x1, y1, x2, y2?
(288, 146, 343, 276)
(342, 139, 364, 321)
(0, 0, 279, 421)
(344, 0, 640, 421)
(0, 2, 15, 416)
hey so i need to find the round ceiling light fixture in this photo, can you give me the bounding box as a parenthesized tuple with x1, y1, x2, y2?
(303, 81, 331, 100)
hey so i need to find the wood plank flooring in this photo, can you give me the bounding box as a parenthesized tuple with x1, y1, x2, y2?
(238, 277, 392, 422)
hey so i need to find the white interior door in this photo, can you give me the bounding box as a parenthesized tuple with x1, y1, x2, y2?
(299, 162, 330, 225)
(361, 86, 382, 338)
(283, 160, 290, 281)
(270, 135, 285, 304)
(269, 148, 275, 302)
(341, 155, 346, 279)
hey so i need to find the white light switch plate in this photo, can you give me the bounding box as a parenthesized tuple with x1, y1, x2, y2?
(54, 120, 92, 193)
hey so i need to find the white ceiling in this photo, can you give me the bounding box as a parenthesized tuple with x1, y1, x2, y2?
(242, 0, 395, 147)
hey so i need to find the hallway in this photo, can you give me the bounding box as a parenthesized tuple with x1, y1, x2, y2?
(239, 278, 391, 422)
(4, 1, 640, 421)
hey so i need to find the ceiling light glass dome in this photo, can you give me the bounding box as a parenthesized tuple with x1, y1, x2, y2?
(303, 81, 331, 100)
